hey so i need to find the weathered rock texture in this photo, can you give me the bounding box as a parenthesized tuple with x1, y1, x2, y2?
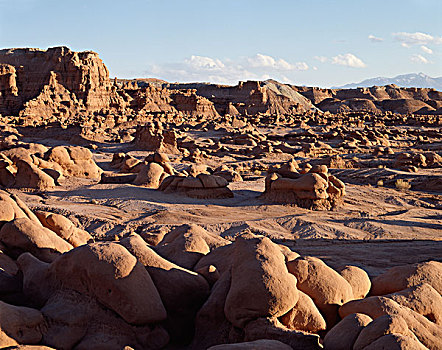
(295, 84, 442, 115)
(159, 174, 234, 199)
(0, 47, 122, 120)
(261, 164, 345, 210)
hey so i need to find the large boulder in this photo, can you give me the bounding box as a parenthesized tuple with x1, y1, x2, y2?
(337, 265, 371, 299)
(159, 173, 234, 199)
(191, 270, 239, 349)
(360, 333, 427, 349)
(323, 313, 373, 350)
(224, 235, 299, 328)
(17, 253, 52, 306)
(385, 283, 442, 325)
(13, 159, 55, 190)
(352, 314, 419, 350)
(133, 162, 168, 187)
(119, 234, 210, 342)
(34, 211, 92, 247)
(287, 256, 354, 326)
(47, 242, 167, 325)
(0, 301, 44, 348)
(41, 289, 169, 350)
(280, 290, 327, 333)
(339, 296, 442, 350)
(0, 217, 73, 262)
(0, 190, 31, 222)
(194, 244, 236, 276)
(155, 224, 231, 269)
(261, 168, 345, 210)
(370, 261, 442, 295)
(45, 146, 102, 179)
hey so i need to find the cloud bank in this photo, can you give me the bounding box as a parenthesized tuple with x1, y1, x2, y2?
(146, 53, 309, 84)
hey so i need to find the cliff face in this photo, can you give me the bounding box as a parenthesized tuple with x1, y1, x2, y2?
(166, 80, 317, 116)
(126, 86, 219, 118)
(0, 46, 122, 117)
(0, 47, 220, 120)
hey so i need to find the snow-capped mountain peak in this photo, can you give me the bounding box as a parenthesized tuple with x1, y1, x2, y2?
(335, 73, 442, 90)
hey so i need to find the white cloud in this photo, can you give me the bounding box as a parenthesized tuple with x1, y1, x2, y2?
(421, 45, 433, 54)
(145, 53, 310, 85)
(393, 32, 442, 46)
(410, 54, 430, 64)
(293, 61, 309, 71)
(184, 55, 225, 70)
(331, 53, 366, 68)
(247, 53, 276, 68)
(368, 34, 383, 42)
(314, 56, 328, 63)
(247, 53, 308, 71)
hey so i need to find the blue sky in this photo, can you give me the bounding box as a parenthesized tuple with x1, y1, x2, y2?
(0, 0, 441, 87)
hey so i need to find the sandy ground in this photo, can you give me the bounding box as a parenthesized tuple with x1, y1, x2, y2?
(14, 168, 441, 277)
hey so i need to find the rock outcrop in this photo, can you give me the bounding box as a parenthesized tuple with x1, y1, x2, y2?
(0, 145, 102, 190)
(0, 47, 123, 119)
(159, 173, 234, 199)
(133, 122, 179, 153)
(295, 84, 442, 115)
(261, 164, 345, 210)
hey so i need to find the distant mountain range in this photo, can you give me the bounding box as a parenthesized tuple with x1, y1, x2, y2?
(335, 73, 442, 90)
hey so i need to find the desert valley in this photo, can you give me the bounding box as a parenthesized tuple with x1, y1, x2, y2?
(0, 46, 440, 350)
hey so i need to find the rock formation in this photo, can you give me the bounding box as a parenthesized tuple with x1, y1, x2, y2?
(262, 163, 346, 210)
(295, 84, 442, 115)
(159, 173, 234, 199)
(0, 47, 124, 119)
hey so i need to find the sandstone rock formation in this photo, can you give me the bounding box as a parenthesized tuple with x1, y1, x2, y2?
(155, 224, 230, 269)
(0, 47, 124, 120)
(295, 84, 442, 115)
(133, 122, 179, 153)
(261, 164, 345, 210)
(167, 80, 318, 116)
(159, 173, 234, 199)
(224, 235, 299, 328)
(0, 145, 102, 189)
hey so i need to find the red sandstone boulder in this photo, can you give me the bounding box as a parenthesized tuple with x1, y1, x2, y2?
(45, 146, 102, 179)
(287, 256, 354, 326)
(0, 301, 44, 348)
(155, 224, 230, 269)
(119, 234, 209, 342)
(323, 313, 373, 350)
(337, 265, 371, 299)
(370, 261, 442, 295)
(159, 174, 234, 199)
(280, 290, 327, 333)
(34, 211, 92, 248)
(0, 217, 73, 262)
(224, 235, 299, 328)
(47, 242, 167, 325)
(14, 159, 55, 190)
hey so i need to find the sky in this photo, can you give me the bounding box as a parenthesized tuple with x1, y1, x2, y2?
(0, 0, 441, 87)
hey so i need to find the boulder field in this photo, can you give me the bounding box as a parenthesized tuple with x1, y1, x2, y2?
(0, 191, 440, 349)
